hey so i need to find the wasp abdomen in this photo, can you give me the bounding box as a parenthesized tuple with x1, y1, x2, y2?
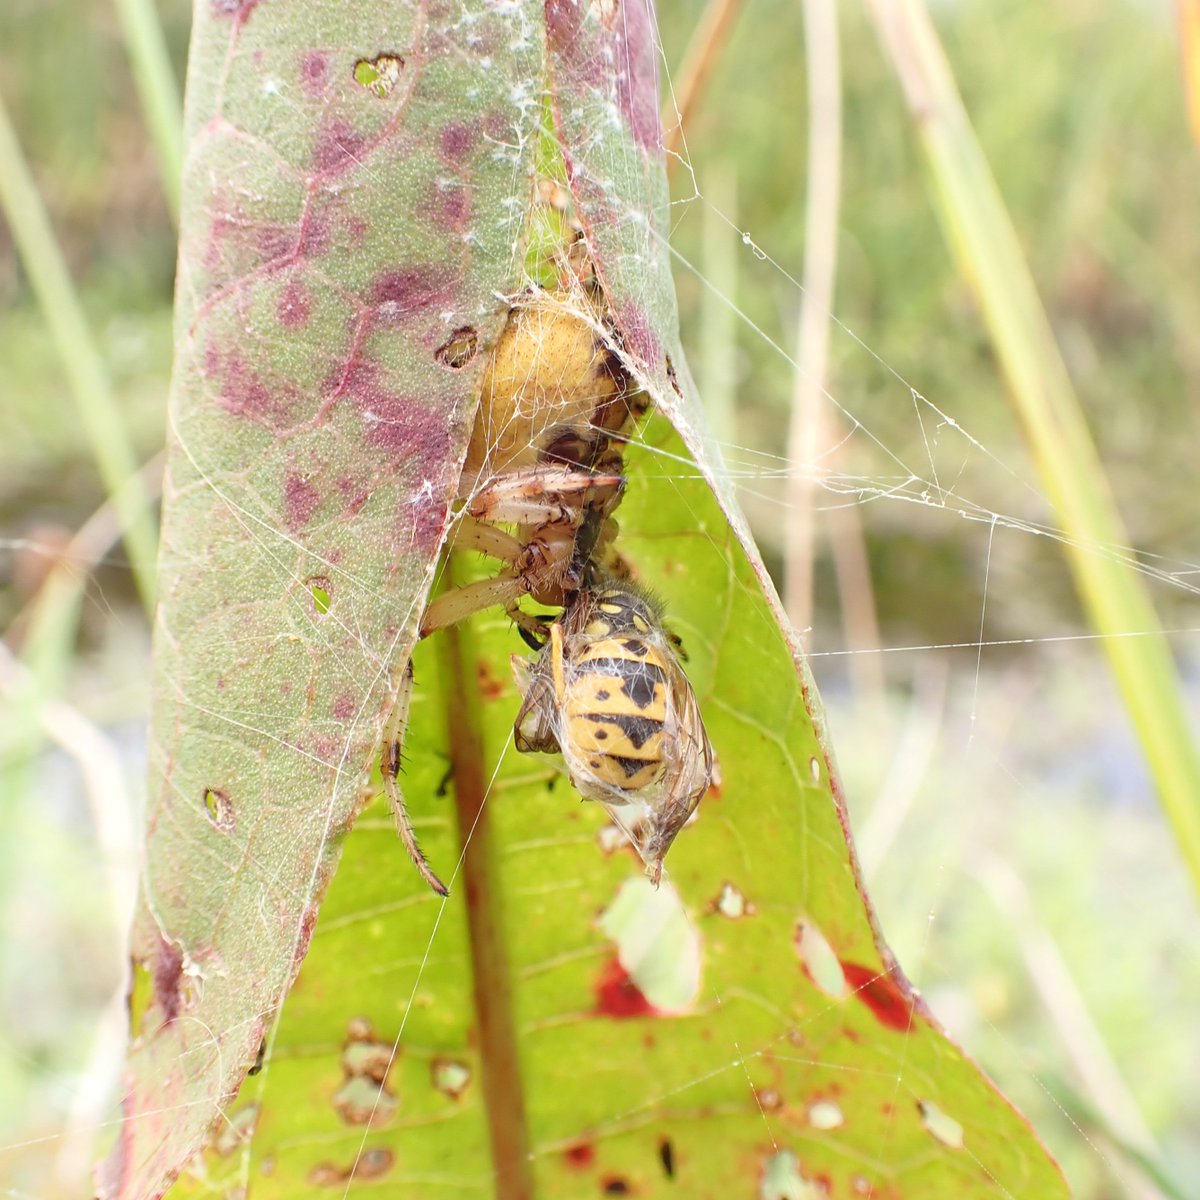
(563, 646, 670, 792)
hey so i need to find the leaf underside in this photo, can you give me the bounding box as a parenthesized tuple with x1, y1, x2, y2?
(101, 2, 1068, 1199)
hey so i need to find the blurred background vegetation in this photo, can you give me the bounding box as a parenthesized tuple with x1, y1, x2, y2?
(1, 1, 1197, 1197)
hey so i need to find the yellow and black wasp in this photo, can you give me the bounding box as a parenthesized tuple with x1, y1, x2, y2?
(510, 582, 714, 884)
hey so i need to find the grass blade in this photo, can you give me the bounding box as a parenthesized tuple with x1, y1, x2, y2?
(0, 90, 158, 613)
(111, 0, 184, 222)
(866, 0, 1200, 902)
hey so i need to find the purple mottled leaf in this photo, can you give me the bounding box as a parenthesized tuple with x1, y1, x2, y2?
(99, 3, 541, 1195)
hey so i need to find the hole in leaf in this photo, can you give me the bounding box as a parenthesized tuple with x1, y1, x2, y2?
(353, 53, 404, 98)
(436, 325, 479, 368)
(759, 1150, 825, 1200)
(599, 877, 701, 1013)
(203, 787, 234, 832)
(807, 1099, 844, 1130)
(309, 1147, 394, 1186)
(333, 1075, 395, 1125)
(306, 575, 332, 615)
(918, 1098, 964, 1148)
(793, 920, 846, 999)
(710, 880, 753, 919)
(430, 1056, 471, 1100)
(342, 1035, 392, 1083)
(658, 1136, 675, 1178)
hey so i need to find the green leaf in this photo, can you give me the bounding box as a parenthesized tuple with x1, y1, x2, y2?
(102, 3, 1068, 1198)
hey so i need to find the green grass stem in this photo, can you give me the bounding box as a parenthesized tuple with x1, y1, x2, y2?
(0, 91, 158, 614)
(866, 0, 1200, 903)
(111, 0, 183, 222)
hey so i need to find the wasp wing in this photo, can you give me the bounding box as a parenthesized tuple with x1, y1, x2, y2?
(511, 651, 562, 754)
(642, 654, 715, 879)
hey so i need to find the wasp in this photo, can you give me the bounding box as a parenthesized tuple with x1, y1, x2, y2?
(510, 582, 714, 884)
(383, 285, 647, 895)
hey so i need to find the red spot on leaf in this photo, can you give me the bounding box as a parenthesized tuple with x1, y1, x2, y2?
(595, 956, 658, 1019)
(439, 122, 474, 163)
(476, 661, 505, 701)
(204, 190, 290, 276)
(313, 118, 367, 175)
(545, 0, 584, 52)
(336, 475, 370, 517)
(152, 936, 184, 1025)
(333, 693, 357, 720)
(564, 1141, 595, 1169)
(546, 0, 660, 152)
(300, 50, 329, 96)
(418, 502, 451, 552)
(294, 905, 319, 966)
(310, 733, 341, 764)
(211, 0, 259, 21)
(433, 183, 469, 232)
(277, 278, 311, 328)
(613, 301, 659, 370)
(342, 362, 451, 462)
(369, 266, 455, 324)
(841, 961, 915, 1033)
(296, 198, 335, 260)
(284, 475, 320, 531)
(364, 395, 447, 458)
(609, 0, 662, 151)
(210, 348, 283, 424)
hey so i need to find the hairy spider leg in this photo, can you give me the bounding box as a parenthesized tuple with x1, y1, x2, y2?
(381, 660, 449, 897)
(419, 466, 623, 637)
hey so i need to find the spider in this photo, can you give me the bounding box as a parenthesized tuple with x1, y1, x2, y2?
(383, 287, 648, 895)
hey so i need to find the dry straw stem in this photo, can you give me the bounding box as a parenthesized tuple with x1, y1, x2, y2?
(784, 0, 842, 636)
(1178, 0, 1200, 149)
(979, 859, 1175, 1200)
(783, 0, 882, 701)
(662, 0, 745, 169)
(111, 0, 184, 222)
(866, 0, 1200, 902)
(0, 92, 158, 613)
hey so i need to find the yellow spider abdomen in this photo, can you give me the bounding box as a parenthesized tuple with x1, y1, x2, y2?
(464, 295, 626, 478)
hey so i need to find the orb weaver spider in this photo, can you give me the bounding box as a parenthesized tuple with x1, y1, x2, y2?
(383, 287, 648, 895)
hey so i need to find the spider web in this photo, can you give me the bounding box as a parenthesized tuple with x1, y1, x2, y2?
(3, 1, 1198, 1199)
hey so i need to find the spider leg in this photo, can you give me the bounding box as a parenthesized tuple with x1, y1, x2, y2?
(465, 465, 623, 526)
(420, 572, 530, 637)
(421, 522, 578, 636)
(451, 515, 526, 564)
(381, 660, 449, 897)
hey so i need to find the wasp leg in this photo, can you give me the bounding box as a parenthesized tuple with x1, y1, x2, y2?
(382, 660, 449, 897)
(507, 602, 554, 650)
